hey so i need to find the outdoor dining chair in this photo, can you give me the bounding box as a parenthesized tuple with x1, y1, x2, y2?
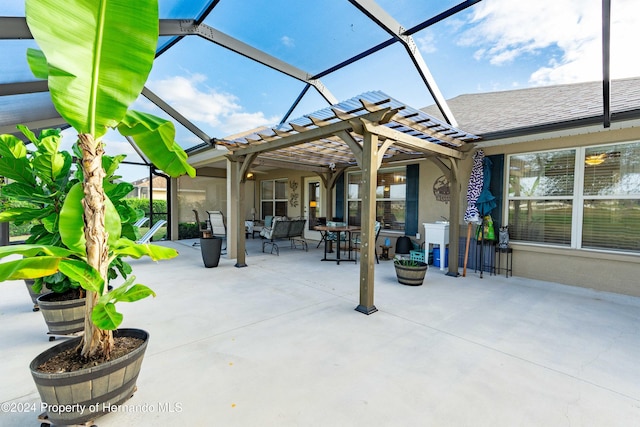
(350, 220, 381, 263)
(192, 210, 211, 246)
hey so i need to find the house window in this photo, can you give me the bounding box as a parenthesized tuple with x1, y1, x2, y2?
(582, 143, 640, 251)
(506, 141, 640, 253)
(347, 167, 406, 231)
(260, 179, 288, 219)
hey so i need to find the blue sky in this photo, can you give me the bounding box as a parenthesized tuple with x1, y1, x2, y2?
(140, 0, 640, 147)
(3, 0, 639, 180)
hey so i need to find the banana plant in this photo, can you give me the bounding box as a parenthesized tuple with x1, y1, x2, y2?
(0, 0, 195, 360)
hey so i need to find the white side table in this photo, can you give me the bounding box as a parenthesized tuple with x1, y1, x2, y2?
(423, 222, 450, 271)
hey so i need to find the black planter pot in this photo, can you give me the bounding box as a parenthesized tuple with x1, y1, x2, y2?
(200, 236, 223, 268)
(30, 328, 149, 426)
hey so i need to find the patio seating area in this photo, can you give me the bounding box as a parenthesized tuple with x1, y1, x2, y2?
(1, 238, 640, 426)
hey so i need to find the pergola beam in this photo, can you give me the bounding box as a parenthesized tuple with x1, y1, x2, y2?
(362, 122, 464, 159)
(224, 109, 395, 158)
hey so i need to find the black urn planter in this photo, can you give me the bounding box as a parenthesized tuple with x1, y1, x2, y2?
(200, 236, 223, 268)
(394, 261, 428, 286)
(30, 328, 149, 426)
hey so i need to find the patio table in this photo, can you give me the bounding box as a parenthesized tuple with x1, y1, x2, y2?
(314, 225, 360, 264)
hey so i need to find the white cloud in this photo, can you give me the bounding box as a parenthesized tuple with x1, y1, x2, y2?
(281, 36, 295, 48)
(146, 74, 279, 136)
(416, 30, 437, 54)
(459, 0, 640, 85)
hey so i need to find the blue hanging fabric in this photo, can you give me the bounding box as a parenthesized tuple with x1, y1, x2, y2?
(476, 156, 497, 216)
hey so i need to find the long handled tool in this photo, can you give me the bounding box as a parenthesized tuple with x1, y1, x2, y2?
(463, 222, 472, 277)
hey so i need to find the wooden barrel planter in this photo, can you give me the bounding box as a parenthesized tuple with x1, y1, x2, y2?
(25, 279, 45, 312)
(394, 261, 428, 286)
(30, 328, 149, 426)
(36, 292, 86, 338)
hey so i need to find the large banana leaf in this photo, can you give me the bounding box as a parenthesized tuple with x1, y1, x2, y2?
(59, 183, 122, 253)
(0, 256, 62, 281)
(118, 111, 196, 178)
(0, 244, 76, 257)
(25, 0, 158, 138)
(112, 238, 178, 261)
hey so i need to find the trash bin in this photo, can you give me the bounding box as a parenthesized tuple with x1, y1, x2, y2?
(395, 236, 412, 255)
(433, 247, 448, 268)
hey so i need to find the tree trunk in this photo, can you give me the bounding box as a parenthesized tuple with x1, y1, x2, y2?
(77, 134, 113, 359)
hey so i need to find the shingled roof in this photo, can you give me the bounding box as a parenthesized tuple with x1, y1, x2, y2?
(422, 77, 640, 139)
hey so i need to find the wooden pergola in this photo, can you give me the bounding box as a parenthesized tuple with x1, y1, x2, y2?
(214, 92, 479, 314)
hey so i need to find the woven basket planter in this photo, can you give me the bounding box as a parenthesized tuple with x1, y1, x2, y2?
(30, 328, 149, 426)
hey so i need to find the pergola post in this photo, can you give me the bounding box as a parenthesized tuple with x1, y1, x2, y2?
(227, 159, 247, 267)
(355, 128, 379, 315)
(447, 158, 461, 276)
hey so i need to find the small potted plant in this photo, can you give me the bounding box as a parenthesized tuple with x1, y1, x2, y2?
(394, 258, 428, 286)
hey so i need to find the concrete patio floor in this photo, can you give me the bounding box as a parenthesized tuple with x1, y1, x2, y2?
(1, 237, 640, 426)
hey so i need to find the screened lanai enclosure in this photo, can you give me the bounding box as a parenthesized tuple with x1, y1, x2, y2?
(0, 0, 624, 307)
(1, 0, 489, 243)
(0, 0, 615, 232)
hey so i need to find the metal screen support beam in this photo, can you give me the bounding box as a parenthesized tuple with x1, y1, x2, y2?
(141, 87, 212, 145)
(347, 0, 458, 126)
(602, 0, 611, 128)
(159, 20, 337, 106)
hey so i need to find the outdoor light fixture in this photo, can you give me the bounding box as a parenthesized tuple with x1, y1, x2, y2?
(585, 153, 606, 166)
(246, 172, 255, 180)
(250, 207, 256, 221)
(309, 200, 317, 208)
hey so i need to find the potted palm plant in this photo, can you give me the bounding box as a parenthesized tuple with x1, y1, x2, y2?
(0, 0, 195, 425)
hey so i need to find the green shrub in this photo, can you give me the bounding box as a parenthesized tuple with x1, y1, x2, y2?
(126, 198, 167, 222)
(178, 222, 200, 239)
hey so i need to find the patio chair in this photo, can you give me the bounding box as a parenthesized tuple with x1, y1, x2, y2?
(350, 220, 381, 264)
(192, 210, 211, 246)
(136, 219, 167, 244)
(133, 216, 149, 228)
(324, 220, 347, 253)
(207, 210, 227, 249)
